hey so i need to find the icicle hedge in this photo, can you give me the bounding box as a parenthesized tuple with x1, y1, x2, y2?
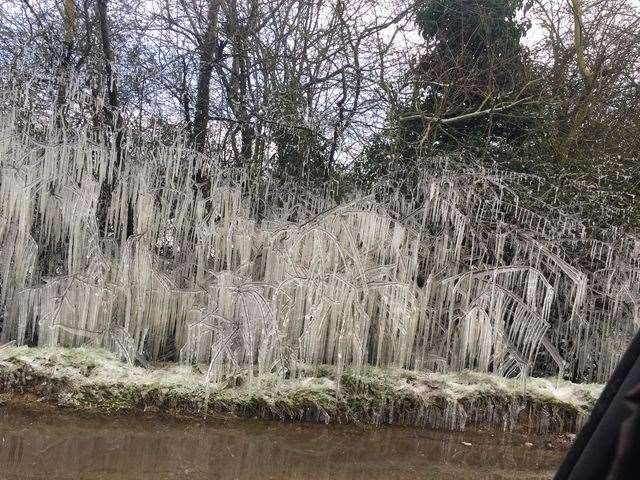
(0, 84, 637, 384)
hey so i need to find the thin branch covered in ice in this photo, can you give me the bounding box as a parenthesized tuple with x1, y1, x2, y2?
(0, 86, 637, 384)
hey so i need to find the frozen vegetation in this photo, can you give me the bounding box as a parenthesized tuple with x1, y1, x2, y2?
(0, 82, 636, 433)
(0, 104, 637, 382)
(0, 346, 602, 433)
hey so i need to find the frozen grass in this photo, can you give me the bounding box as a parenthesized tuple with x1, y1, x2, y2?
(0, 346, 602, 433)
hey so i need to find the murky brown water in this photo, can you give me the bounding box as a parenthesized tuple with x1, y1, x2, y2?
(0, 406, 562, 480)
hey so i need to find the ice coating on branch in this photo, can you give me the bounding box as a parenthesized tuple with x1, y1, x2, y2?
(0, 92, 637, 384)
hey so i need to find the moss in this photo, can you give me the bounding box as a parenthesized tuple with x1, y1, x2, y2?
(0, 346, 603, 433)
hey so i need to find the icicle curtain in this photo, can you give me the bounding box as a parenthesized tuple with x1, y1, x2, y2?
(0, 96, 637, 384)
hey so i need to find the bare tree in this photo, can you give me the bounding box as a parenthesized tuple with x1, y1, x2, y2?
(534, 0, 640, 165)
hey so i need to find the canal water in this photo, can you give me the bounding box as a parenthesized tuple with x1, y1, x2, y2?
(0, 406, 563, 480)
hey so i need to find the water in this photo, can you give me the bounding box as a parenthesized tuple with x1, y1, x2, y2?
(0, 405, 562, 480)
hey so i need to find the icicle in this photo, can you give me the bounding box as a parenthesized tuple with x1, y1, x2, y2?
(0, 83, 637, 385)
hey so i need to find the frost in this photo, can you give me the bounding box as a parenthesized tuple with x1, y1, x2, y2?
(0, 346, 601, 432)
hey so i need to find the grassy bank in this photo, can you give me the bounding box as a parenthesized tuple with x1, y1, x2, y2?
(0, 346, 602, 433)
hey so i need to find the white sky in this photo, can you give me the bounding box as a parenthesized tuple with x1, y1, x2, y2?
(523, 0, 640, 47)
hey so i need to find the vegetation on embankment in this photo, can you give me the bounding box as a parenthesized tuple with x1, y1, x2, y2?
(0, 346, 602, 434)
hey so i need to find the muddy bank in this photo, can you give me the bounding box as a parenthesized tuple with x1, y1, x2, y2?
(0, 346, 602, 433)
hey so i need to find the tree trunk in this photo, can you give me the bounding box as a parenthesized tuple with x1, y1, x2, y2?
(96, 0, 130, 238)
(96, 0, 121, 160)
(55, 0, 76, 130)
(191, 0, 220, 153)
(559, 0, 596, 163)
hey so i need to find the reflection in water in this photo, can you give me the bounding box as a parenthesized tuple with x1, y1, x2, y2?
(0, 407, 561, 480)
